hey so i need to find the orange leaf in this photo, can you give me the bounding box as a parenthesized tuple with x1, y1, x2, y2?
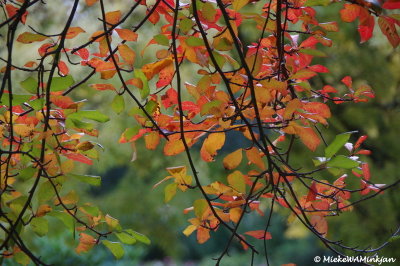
(245, 147, 265, 170)
(66, 27, 85, 39)
(105, 10, 121, 26)
(118, 44, 136, 65)
(76, 233, 96, 254)
(244, 230, 272, 240)
(310, 215, 328, 236)
(115, 28, 138, 42)
(89, 83, 116, 91)
(340, 4, 361, 23)
(197, 226, 210, 244)
(144, 131, 160, 150)
(142, 58, 173, 80)
(283, 98, 302, 120)
(229, 207, 242, 223)
(223, 149, 242, 170)
(85, 0, 98, 6)
(164, 139, 185, 156)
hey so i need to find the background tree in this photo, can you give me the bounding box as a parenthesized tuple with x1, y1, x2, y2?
(0, 0, 399, 265)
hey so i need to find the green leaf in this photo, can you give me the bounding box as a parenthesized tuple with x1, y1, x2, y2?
(227, 171, 246, 193)
(164, 183, 177, 202)
(38, 181, 55, 203)
(194, 199, 208, 219)
(304, 0, 331, 6)
(154, 34, 169, 46)
(68, 173, 101, 186)
(69, 110, 110, 123)
(327, 155, 359, 169)
(123, 126, 140, 140)
(29, 98, 45, 110)
(19, 167, 37, 181)
(20, 77, 38, 94)
(30, 217, 48, 237)
(50, 75, 74, 92)
(325, 132, 352, 158)
(185, 36, 204, 47)
(81, 205, 100, 217)
(179, 18, 194, 34)
(202, 2, 216, 22)
(102, 240, 124, 259)
(47, 211, 74, 231)
(111, 95, 125, 114)
(211, 51, 226, 68)
(115, 232, 137, 245)
(14, 250, 31, 266)
(134, 69, 149, 99)
(200, 100, 221, 116)
(0, 94, 31, 105)
(125, 229, 151, 245)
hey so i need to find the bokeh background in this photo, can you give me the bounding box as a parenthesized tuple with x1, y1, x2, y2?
(1, 1, 399, 265)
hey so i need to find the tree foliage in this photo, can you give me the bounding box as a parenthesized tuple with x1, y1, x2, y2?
(0, 0, 399, 265)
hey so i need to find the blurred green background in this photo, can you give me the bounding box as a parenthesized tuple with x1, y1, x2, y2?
(2, 1, 399, 265)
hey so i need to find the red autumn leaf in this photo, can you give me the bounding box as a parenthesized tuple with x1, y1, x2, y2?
(306, 181, 318, 202)
(74, 48, 90, 61)
(341, 76, 352, 88)
(63, 153, 93, 165)
(383, 0, 400, 9)
(6, 4, 28, 24)
(244, 230, 272, 240)
(308, 65, 329, 73)
(340, 4, 361, 23)
(362, 163, 370, 181)
(156, 63, 174, 88)
(161, 88, 178, 109)
(58, 61, 69, 76)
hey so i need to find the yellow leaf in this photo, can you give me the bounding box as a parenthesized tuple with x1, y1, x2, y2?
(229, 207, 242, 223)
(223, 149, 242, 170)
(227, 171, 246, 193)
(200, 132, 225, 162)
(183, 224, 197, 236)
(13, 124, 34, 137)
(232, 0, 249, 11)
(105, 214, 120, 229)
